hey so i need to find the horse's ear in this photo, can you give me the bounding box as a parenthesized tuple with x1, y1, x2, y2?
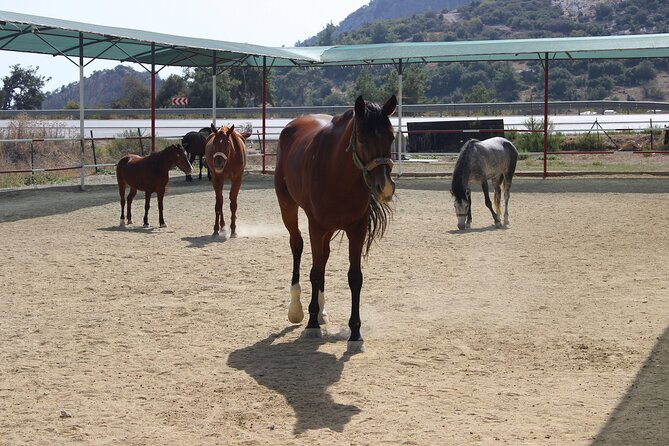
(226, 125, 235, 136)
(354, 95, 365, 116)
(383, 95, 397, 116)
(210, 123, 217, 134)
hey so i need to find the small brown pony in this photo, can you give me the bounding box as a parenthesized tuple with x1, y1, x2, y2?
(205, 124, 251, 238)
(274, 95, 397, 352)
(116, 144, 192, 228)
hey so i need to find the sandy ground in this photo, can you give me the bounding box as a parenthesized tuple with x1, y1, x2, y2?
(0, 173, 667, 445)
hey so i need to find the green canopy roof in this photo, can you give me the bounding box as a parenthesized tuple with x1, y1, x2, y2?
(2, 9, 669, 69)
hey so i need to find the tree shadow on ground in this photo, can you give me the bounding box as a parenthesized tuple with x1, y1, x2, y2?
(227, 326, 360, 434)
(591, 325, 669, 445)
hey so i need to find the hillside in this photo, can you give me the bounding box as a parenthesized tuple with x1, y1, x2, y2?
(299, 0, 473, 45)
(42, 65, 159, 109)
(39, 0, 669, 109)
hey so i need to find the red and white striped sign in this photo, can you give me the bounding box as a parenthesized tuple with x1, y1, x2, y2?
(171, 96, 188, 106)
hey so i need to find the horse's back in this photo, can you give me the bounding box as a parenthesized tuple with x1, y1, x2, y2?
(276, 114, 334, 205)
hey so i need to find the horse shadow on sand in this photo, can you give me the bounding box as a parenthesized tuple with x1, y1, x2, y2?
(591, 325, 669, 445)
(227, 326, 360, 434)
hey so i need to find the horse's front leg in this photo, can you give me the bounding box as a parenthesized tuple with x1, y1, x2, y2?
(212, 179, 225, 237)
(228, 177, 242, 238)
(345, 222, 367, 352)
(465, 188, 472, 229)
(481, 180, 501, 228)
(143, 191, 152, 227)
(304, 227, 332, 339)
(186, 153, 195, 182)
(157, 189, 166, 228)
(198, 154, 204, 180)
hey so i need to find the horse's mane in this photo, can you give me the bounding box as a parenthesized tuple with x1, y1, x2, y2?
(358, 102, 394, 257)
(451, 139, 478, 201)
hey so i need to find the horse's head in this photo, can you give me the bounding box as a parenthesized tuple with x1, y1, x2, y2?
(209, 124, 237, 174)
(172, 144, 193, 175)
(351, 95, 397, 203)
(452, 194, 470, 230)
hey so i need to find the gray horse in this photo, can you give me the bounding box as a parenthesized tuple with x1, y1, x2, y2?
(450, 137, 518, 230)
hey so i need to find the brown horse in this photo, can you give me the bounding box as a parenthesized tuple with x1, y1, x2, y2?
(205, 124, 251, 238)
(274, 95, 397, 352)
(116, 144, 192, 228)
(182, 127, 213, 181)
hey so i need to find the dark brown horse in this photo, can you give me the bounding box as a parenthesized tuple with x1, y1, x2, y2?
(274, 95, 397, 352)
(116, 144, 192, 228)
(205, 124, 251, 238)
(182, 127, 213, 181)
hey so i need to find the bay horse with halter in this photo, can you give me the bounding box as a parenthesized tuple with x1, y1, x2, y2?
(274, 95, 397, 352)
(205, 124, 251, 238)
(451, 137, 518, 230)
(116, 143, 192, 227)
(182, 126, 213, 181)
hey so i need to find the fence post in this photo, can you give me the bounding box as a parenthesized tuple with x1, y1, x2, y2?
(90, 130, 98, 173)
(650, 118, 654, 152)
(30, 141, 34, 180)
(137, 128, 145, 156)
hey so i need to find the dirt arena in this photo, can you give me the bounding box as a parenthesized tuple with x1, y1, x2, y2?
(0, 173, 667, 445)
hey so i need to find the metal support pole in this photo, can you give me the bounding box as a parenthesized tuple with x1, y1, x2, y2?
(397, 59, 403, 175)
(151, 42, 156, 152)
(543, 52, 549, 178)
(78, 32, 86, 190)
(212, 51, 217, 127)
(262, 56, 267, 174)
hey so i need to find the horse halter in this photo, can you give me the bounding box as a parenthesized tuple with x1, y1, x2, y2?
(346, 118, 394, 189)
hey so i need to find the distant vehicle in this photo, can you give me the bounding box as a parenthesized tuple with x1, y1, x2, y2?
(603, 109, 617, 114)
(579, 110, 596, 115)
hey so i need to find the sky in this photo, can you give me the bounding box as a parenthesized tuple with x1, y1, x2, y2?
(0, 0, 370, 92)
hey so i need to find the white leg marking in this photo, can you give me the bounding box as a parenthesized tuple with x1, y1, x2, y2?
(288, 283, 303, 323)
(318, 290, 328, 325)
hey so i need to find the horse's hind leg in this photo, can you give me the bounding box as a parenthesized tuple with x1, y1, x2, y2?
(481, 180, 501, 228)
(126, 188, 137, 225)
(304, 225, 332, 338)
(143, 191, 152, 227)
(118, 182, 126, 225)
(503, 176, 513, 226)
(492, 176, 502, 221)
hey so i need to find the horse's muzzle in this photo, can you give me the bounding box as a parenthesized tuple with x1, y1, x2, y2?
(374, 176, 395, 203)
(212, 152, 227, 173)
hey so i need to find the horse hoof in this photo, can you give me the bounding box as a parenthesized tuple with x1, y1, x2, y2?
(318, 312, 329, 325)
(143, 224, 149, 228)
(347, 340, 365, 354)
(230, 232, 238, 238)
(160, 223, 167, 228)
(301, 328, 322, 339)
(119, 219, 126, 227)
(494, 221, 503, 229)
(127, 219, 133, 225)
